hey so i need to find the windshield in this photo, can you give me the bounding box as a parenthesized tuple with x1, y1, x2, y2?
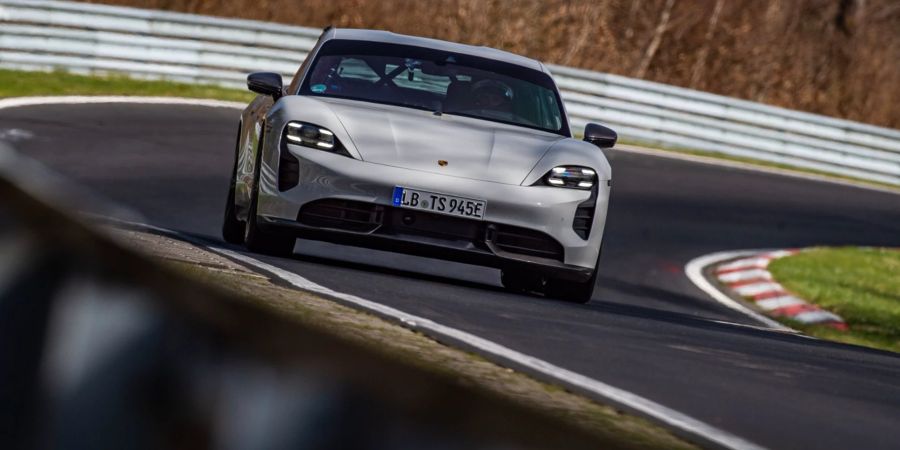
(299, 39, 568, 136)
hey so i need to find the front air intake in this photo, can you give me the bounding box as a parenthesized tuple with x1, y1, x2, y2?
(278, 147, 300, 191)
(487, 225, 564, 262)
(572, 187, 598, 239)
(298, 199, 383, 233)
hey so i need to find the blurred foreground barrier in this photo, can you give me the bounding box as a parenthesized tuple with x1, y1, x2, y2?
(0, 142, 601, 449)
(1, 0, 898, 185)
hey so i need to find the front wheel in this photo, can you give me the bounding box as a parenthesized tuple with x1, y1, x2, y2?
(500, 269, 544, 294)
(243, 129, 295, 257)
(545, 252, 601, 304)
(222, 173, 245, 244)
(244, 184, 295, 257)
(544, 274, 596, 304)
(222, 126, 246, 244)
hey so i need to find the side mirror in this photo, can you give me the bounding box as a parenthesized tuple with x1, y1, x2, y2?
(583, 123, 617, 148)
(247, 72, 283, 100)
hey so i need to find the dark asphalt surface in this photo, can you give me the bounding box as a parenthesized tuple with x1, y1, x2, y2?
(3, 102, 899, 449)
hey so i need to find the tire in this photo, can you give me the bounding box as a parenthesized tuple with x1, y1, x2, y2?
(544, 273, 596, 304)
(243, 130, 296, 257)
(222, 168, 246, 245)
(500, 269, 544, 294)
(544, 253, 601, 304)
(222, 125, 246, 244)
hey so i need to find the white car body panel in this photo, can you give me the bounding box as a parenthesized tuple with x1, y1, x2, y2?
(231, 28, 615, 287)
(315, 97, 564, 185)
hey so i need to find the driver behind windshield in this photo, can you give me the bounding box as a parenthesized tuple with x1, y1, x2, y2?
(299, 39, 566, 135)
(470, 79, 514, 113)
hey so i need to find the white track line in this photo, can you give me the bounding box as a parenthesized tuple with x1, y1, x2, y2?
(756, 296, 806, 311)
(207, 246, 767, 450)
(732, 282, 784, 297)
(794, 309, 843, 324)
(94, 215, 764, 450)
(717, 257, 771, 272)
(717, 269, 771, 283)
(3, 96, 771, 449)
(685, 250, 794, 332)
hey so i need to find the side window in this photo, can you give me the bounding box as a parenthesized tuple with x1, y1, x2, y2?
(544, 93, 562, 130)
(288, 38, 326, 94)
(287, 56, 311, 94)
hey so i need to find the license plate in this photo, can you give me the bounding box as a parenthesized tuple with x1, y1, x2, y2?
(392, 186, 486, 220)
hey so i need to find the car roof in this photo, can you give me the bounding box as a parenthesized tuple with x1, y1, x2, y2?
(321, 28, 546, 73)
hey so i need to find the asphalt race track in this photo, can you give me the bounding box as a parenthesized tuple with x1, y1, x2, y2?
(3, 102, 899, 449)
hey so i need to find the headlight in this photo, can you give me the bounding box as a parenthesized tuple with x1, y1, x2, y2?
(284, 121, 350, 157)
(544, 166, 596, 189)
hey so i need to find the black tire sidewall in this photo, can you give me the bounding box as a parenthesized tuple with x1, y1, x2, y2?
(221, 158, 245, 244)
(222, 124, 246, 244)
(546, 251, 601, 304)
(244, 128, 294, 257)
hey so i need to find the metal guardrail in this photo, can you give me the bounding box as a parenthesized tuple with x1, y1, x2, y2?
(1, 0, 898, 185)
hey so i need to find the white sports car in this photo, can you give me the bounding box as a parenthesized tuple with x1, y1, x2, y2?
(223, 28, 616, 303)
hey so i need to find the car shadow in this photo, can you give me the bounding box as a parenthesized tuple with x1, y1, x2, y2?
(167, 231, 899, 358)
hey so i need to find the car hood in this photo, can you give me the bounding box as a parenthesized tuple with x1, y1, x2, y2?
(322, 99, 564, 185)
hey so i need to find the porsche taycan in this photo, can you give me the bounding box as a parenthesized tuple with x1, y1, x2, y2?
(223, 28, 617, 302)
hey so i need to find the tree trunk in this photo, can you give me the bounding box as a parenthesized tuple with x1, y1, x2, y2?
(635, 0, 675, 79)
(689, 0, 725, 88)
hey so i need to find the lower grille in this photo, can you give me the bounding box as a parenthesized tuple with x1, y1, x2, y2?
(297, 199, 565, 262)
(488, 225, 564, 262)
(298, 199, 383, 233)
(388, 209, 483, 241)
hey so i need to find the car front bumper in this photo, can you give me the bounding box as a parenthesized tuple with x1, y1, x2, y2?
(256, 143, 609, 279)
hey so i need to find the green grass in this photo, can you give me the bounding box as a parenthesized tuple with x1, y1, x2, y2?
(0, 69, 253, 102)
(768, 247, 900, 353)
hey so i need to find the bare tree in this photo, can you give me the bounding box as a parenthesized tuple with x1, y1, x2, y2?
(689, 0, 724, 88)
(634, 0, 675, 79)
(85, 0, 900, 128)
